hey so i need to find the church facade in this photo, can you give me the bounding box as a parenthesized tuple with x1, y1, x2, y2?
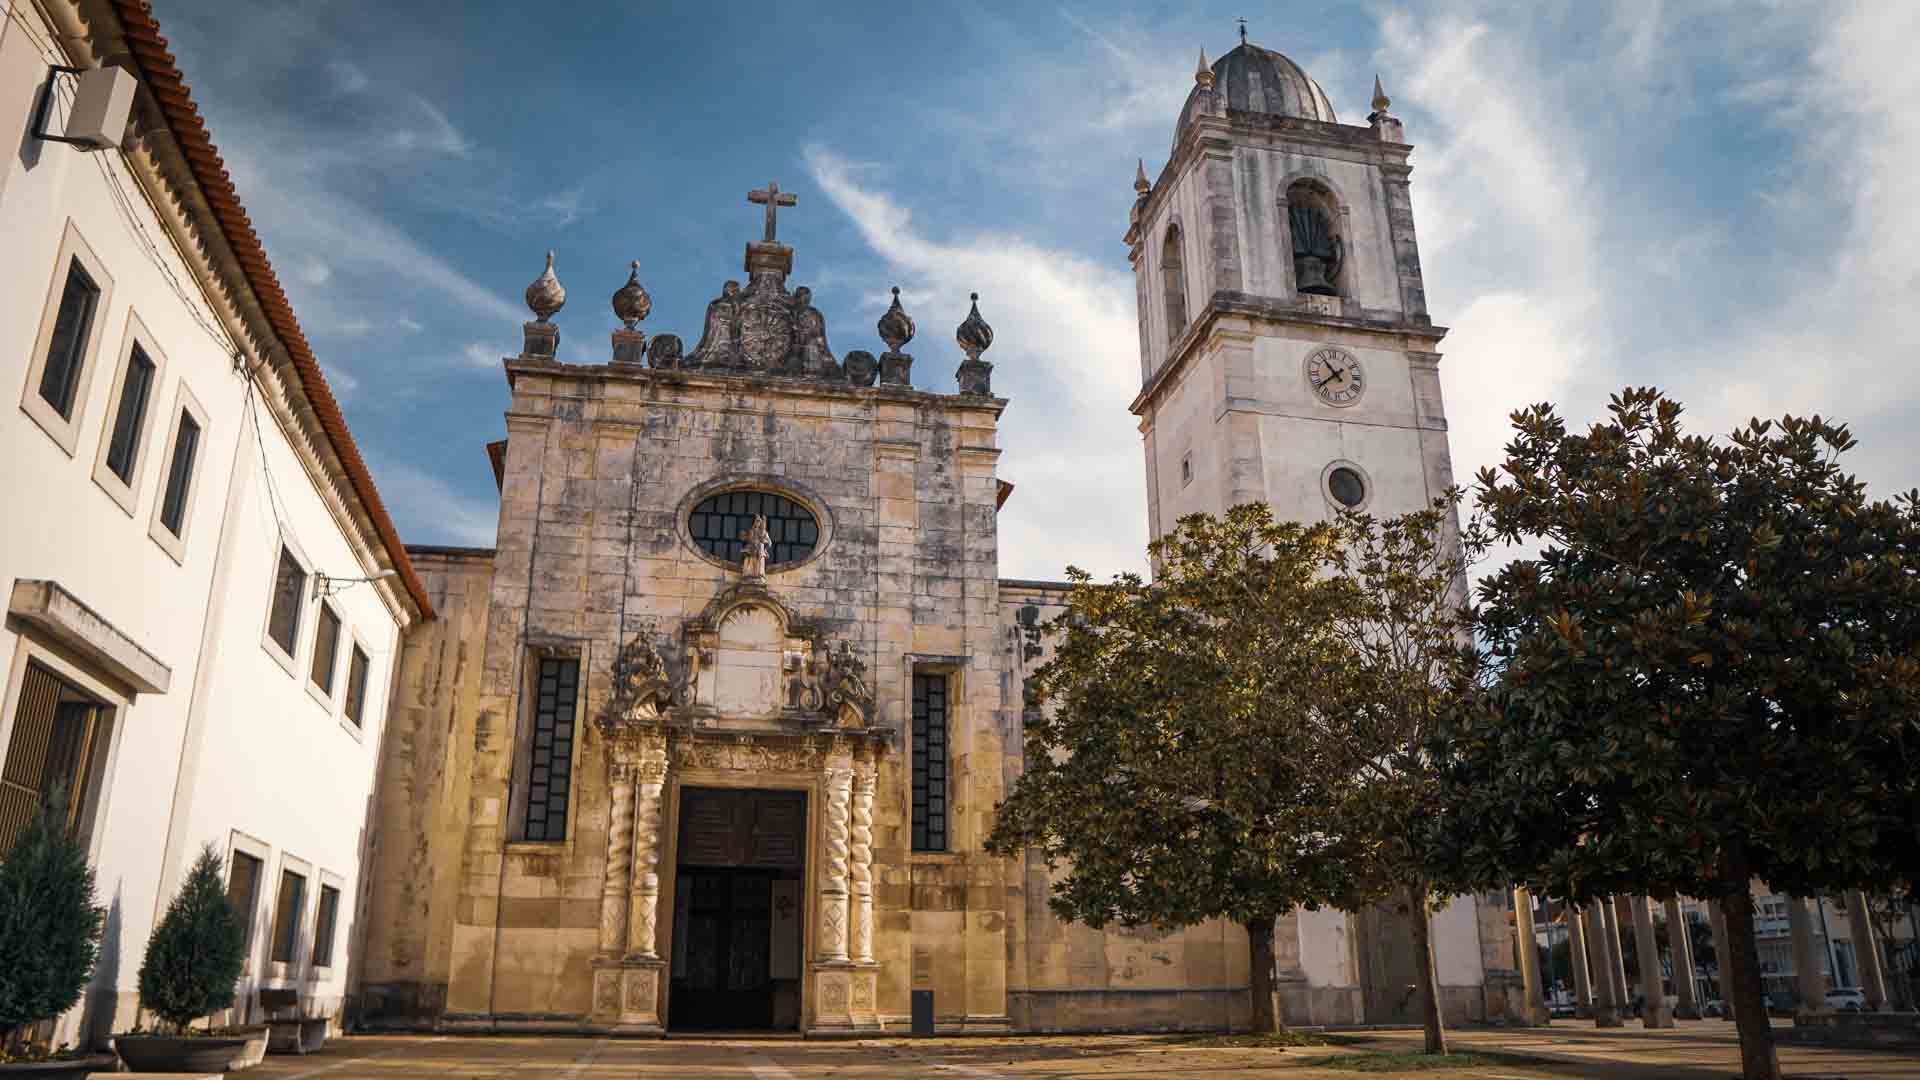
(357, 40, 1526, 1035)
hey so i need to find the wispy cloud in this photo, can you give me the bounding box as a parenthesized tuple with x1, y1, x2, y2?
(367, 460, 499, 548)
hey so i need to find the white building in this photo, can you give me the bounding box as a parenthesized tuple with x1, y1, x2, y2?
(0, 0, 429, 1045)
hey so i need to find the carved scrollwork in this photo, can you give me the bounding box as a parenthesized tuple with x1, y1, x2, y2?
(598, 633, 682, 748)
(822, 639, 875, 728)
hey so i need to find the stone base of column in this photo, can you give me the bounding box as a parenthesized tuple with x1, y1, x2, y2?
(807, 962, 882, 1035)
(1594, 1008, 1624, 1028)
(1641, 1003, 1675, 1029)
(590, 957, 665, 1034)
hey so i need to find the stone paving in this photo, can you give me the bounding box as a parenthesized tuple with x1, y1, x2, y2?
(231, 1023, 1918, 1079)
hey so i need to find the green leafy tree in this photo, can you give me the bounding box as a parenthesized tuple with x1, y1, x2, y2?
(1322, 496, 1482, 1054)
(138, 846, 244, 1033)
(1429, 389, 1920, 1080)
(0, 789, 103, 1057)
(986, 504, 1380, 1033)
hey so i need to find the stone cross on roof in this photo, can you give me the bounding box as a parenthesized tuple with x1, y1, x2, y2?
(747, 181, 798, 244)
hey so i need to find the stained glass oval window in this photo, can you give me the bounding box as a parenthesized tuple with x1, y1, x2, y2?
(688, 489, 820, 567)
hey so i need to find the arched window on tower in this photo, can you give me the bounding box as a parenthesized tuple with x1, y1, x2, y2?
(1286, 182, 1344, 297)
(1161, 224, 1188, 341)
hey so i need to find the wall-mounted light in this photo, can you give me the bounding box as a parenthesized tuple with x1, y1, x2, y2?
(313, 568, 399, 601)
(31, 65, 136, 151)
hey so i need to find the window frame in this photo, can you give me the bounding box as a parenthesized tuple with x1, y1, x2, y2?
(261, 539, 312, 678)
(306, 600, 343, 707)
(309, 871, 345, 975)
(0, 641, 127, 864)
(225, 830, 272, 976)
(266, 852, 312, 978)
(910, 667, 955, 854)
(507, 646, 586, 847)
(1320, 458, 1373, 513)
(20, 221, 115, 456)
(340, 635, 373, 739)
(146, 381, 210, 564)
(1160, 222, 1188, 343)
(89, 310, 167, 517)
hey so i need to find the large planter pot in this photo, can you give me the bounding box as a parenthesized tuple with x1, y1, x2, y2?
(267, 1017, 328, 1055)
(228, 1024, 270, 1069)
(0, 1054, 119, 1080)
(114, 1034, 250, 1072)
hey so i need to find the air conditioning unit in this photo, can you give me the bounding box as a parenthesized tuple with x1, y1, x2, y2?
(34, 65, 136, 151)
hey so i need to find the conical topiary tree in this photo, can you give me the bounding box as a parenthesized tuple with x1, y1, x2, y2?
(0, 787, 104, 1057)
(137, 846, 244, 1033)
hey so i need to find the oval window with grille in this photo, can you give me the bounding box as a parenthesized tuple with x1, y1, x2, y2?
(688, 489, 820, 567)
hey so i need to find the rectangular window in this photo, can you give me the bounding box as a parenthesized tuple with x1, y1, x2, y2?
(311, 884, 340, 969)
(912, 672, 949, 852)
(270, 867, 306, 964)
(227, 850, 264, 954)
(37, 258, 101, 420)
(158, 410, 200, 537)
(519, 656, 579, 842)
(0, 663, 105, 854)
(310, 605, 342, 695)
(344, 645, 371, 728)
(103, 343, 155, 484)
(267, 546, 306, 656)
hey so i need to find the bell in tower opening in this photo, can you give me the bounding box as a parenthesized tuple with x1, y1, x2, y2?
(1287, 183, 1344, 297)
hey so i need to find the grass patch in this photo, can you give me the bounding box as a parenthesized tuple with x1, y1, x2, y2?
(1173, 1030, 1332, 1049)
(1285, 1051, 1504, 1071)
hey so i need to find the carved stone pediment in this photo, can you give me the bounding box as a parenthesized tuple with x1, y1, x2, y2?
(675, 580, 876, 731)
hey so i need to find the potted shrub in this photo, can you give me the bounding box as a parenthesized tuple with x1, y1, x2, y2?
(115, 846, 251, 1072)
(0, 791, 117, 1078)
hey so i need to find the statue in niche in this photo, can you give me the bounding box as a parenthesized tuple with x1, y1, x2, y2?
(821, 639, 874, 727)
(1289, 202, 1344, 296)
(788, 286, 837, 377)
(689, 281, 744, 367)
(741, 514, 772, 580)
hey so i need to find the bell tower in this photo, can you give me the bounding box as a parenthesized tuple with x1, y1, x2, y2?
(1128, 39, 1453, 541)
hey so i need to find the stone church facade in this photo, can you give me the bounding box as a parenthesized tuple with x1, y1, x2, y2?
(357, 40, 1526, 1035)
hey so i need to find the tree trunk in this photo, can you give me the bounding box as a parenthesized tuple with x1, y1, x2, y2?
(1718, 849, 1780, 1080)
(1244, 916, 1283, 1033)
(1407, 881, 1448, 1055)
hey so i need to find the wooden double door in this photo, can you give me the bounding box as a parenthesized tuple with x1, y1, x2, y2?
(669, 788, 806, 1031)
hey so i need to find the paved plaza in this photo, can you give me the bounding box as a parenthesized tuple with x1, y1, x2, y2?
(233, 1022, 1917, 1079)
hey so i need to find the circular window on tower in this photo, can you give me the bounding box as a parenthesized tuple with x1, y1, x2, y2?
(1321, 460, 1372, 512)
(687, 487, 822, 569)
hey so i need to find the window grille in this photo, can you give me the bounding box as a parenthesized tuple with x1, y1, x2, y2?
(158, 410, 200, 537)
(0, 663, 103, 853)
(104, 344, 155, 483)
(38, 258, 100, 419)
(522, 656, 579, 841)
(688, 490, 818, 566)
(912, 673, 949, 852)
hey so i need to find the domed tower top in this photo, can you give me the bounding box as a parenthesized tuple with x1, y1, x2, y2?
(1174, 40, 1337, 149)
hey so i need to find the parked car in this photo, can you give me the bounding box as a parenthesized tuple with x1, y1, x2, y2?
(1824, 987, 1867, 1012)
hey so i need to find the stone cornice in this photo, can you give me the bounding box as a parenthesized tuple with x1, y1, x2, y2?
(503, 357, 1009, 419)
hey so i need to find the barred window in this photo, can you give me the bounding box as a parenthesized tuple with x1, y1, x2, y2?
(912, 673, 948, 852)
(520, 656, 579, 842)
(689, 489, 818, 567)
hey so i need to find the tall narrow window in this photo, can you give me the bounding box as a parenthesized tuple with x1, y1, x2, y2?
(227, 851, 264, 959)
(38, 258, 102, 420)
(311, 884, 341, 969)
(158, 410, 200, 537)
(270, 867, 307, 964)
(344, 645, 371, 728)
(911, 672, 949, 852)
(1161, 225, 1188, 342)
(0, 663, 105, 853)
(103, 344, 156, 484)
(310, 605, 342, 695)
(267, 546, 306, 656)
(520, 656, 579, 842)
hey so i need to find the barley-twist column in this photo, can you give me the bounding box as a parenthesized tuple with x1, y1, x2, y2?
(627, 740, 667, 959)
(818, 765, 853, 962)
(599, 759, 636, 956)
(849, 757, 876, 963)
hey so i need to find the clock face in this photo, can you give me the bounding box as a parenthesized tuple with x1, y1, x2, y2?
(1306, 348, 1365, 406)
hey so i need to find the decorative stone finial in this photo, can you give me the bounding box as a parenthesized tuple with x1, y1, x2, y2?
(954, 293, 995, 396)
(877, 287, 916, 354)
(612, 260, 652, 329)
(1134, 159, 1150, 195)
(1195, 48, 1215, 90)
(1371, 74, 1391, 115)
(524, 250, 566, 322)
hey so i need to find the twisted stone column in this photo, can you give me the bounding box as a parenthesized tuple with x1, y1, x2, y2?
(627, 742, 667, 959)
(849, 759, 876, 963)
(818, 766, 853, 962)
(599, 760, 636, 955)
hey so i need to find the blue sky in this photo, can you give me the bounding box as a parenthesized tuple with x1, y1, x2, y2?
(159, 2, 1920, 581)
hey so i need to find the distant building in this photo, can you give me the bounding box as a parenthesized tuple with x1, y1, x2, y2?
(1, 0, 427, 1045)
